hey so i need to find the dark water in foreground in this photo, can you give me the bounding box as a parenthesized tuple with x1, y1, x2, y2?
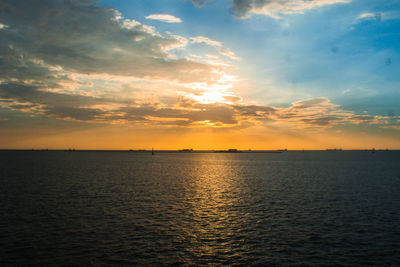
(1, 151, 400, 266)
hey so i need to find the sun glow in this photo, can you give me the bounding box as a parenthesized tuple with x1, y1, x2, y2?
(185, 73, 239, 104)
(190, 91, 226, 104)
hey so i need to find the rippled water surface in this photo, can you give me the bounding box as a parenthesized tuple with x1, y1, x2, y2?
(1, 151, 400, 266)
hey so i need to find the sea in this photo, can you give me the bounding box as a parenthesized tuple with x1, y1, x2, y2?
(1, 150, 400, 266)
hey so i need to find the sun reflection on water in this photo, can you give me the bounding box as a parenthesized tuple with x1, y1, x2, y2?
(181, 154, 248, 261)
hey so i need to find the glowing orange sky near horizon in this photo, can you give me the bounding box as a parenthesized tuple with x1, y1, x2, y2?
(1, 124, 400, 150)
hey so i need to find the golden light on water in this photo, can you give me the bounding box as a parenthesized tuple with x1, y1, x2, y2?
(184, 154, 242, 258)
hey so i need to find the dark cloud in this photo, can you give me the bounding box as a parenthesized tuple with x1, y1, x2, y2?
(45, 106, 105, 121)
(0, 45, 68, 89)
(231, 0, 259, 18)
(0, 83, 99, 108)
(0, 82, 240, 125)
(233, 104, 275, 118)
(121, 104, 238, 125)
(0, 0, 217, 82)
(299, 117, 341, 126)
(66, 0, 97, 6)
(0, 0, 236, 125)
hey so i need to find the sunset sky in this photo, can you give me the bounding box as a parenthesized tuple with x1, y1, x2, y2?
(0, 0, 399, 149)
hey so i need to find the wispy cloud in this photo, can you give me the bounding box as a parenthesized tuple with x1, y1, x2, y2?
(145, 14, 182, 23)
(357, 12, 381, 20)
(356, 11, 400, 22)
(192, 0, 351, 18)
(218, 48, 240, 60)
(233, 0, 351, 18)
(191, 36, 222, 47)
(191, 36, 240, 60)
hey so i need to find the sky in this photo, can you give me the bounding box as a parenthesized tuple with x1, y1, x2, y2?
(0, 0, 399, 150)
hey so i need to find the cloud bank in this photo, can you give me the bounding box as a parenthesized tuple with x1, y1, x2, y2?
(0, 0, 218, 83)
(0, 0, 396, 135)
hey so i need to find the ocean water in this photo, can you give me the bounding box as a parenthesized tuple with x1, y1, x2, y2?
(1, 151, 400, 266)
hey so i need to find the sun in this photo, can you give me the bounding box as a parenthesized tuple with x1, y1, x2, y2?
(191, 91, 226, 104)
(185, 73, 239, 104)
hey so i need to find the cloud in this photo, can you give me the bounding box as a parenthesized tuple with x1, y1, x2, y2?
(218, 48, 240, 60)
(356, 12, 400, 23)
(0, 0, 223, 83)
(191, 36, 222, 47)
(0, 0, 396, 132)
(0, 81, 240, 126)
(236, 0, 352, 18)
(192, 0, 351, 18)
(191, 36, 240, 60)
(0, 0, 241, 128)
(1, 78, 394, 129)
(145, 14, 182, 23)
(357, 12, 382, 21)
(271, 97, 386, 128)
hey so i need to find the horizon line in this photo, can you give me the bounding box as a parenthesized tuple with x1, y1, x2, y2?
(0, 148, 398, 152)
